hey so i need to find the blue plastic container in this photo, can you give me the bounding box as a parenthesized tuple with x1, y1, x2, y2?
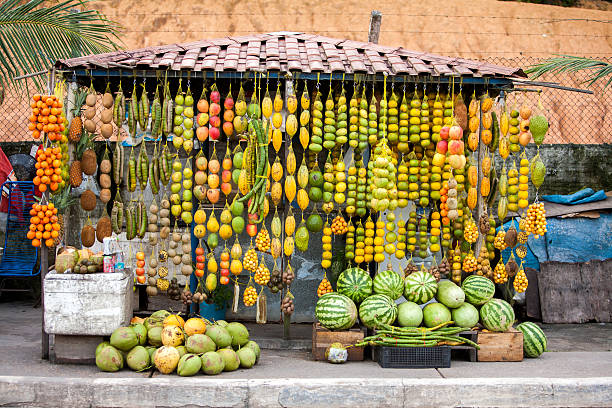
(199, 302, 227, 322)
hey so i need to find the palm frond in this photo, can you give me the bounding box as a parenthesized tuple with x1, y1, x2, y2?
(525, 55, 612, 89)
(0, 0, 122, 92)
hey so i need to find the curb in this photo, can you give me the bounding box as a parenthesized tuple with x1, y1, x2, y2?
(1, 375, 612, 407)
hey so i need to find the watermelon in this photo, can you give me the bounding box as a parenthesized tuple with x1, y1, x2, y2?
(337, 268, 372, 303)
(422, 303, 451, 328)
(451, 303, 479, 328)
(517, 322, 547, 358)
(404, 271, 437, 304)
(372, 268, 404, 300)
(480, 298, 515, 332)
(358, 294, 398, 329)
(315, 293, 358, 330)
(397, 301, 423, 327)
(435, 281, 465, 308)
(461, 275, 495, 306)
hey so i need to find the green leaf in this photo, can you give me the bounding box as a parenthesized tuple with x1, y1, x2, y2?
(525, 55, 612, 90)
(0, 0, 122, 93)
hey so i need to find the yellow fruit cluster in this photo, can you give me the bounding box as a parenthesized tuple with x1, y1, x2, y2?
(462, 252, 478, 273)
(493, 258, 508, 284)
(525, 202, 547, 238)
(364, 217, 375, 263)
(374, 219, 386, 263)
(494, 230, 507, 250)
(518, 155, 530, 209)
(255, 228, 271, 252)
(396, 216, 406, 259)
(331, 215, 348, 235)
(244, 248, 258, 272)
(513, 265, 528, 293)
(254, 260, 270, 285)
(464, 218, 479, 243)
(429, 211, 441, 253)
(243, 285, 257, 306)
(317, 278, 333, 297)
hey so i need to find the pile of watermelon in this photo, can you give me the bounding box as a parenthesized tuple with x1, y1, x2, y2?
(315, 267, 547, 358)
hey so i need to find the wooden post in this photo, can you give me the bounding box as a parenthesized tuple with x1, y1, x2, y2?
(42, 67, 56, 360)
(368, 11, 382, 44)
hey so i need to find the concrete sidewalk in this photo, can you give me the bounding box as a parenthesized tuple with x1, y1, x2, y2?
(1, 300, 611, 407)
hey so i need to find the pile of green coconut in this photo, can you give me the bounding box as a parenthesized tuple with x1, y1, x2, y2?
(95, 310, 261, 376)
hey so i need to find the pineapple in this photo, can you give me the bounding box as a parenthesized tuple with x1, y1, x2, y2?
(69, 90, 87, 143)
(70, 131, 90, 187)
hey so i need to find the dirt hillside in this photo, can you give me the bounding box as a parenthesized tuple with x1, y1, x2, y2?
(91, 0, 611, 58)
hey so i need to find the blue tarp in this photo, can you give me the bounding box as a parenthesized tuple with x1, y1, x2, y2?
(542, 188, 607, 205)
(498, 213, 612, 270)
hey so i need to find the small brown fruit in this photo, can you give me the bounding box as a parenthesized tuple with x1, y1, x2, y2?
(100, 123, 113, 139)
(96, 216, 112, 242)
(99, 174, 112, 189)
(99, 188, 111, 203)
(102, 93, 113, 109)
(80, 190, 96, 211)
(81, 224, 95, 247)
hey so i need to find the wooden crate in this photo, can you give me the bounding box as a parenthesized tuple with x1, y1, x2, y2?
(312, 323, 365, 361)
(477, 327, 523, 362)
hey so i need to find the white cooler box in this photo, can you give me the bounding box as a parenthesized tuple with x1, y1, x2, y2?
(44, 271, 133, 336)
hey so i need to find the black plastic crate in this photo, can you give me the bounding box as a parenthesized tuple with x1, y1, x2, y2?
(373, 346, 451, 369)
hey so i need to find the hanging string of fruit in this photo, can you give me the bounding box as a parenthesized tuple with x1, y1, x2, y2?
(209, 83, 221, 142)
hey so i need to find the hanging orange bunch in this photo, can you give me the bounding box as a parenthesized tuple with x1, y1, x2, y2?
(34, 146, 63, 193)
(27, 202, 60, 248)
(28, 94, 65, 141)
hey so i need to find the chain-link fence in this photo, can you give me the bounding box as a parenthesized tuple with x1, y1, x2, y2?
(483, 55, 612, 145)
(0, 56, 610, 144)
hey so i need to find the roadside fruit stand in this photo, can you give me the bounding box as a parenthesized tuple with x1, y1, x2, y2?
(34, 33, 552, 373)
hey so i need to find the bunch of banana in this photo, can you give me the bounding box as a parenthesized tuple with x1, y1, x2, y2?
(398, 91, 410, 153)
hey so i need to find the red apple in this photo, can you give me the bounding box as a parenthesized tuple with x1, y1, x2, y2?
(449, 125, 463, 140)
(440, 125, 450, 140)
(436, 140, 448, 154)
(224, 97, 234, 110)
(246, 223, 257, 237)
(448, 139, 464, 155)
(209, 126, 220, 141)
(210, 90, 221, 104)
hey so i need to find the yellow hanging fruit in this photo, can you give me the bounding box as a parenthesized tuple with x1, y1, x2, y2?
(284, 175, 296, 203)
(206, 273, 217, 291)
(230, 259, 243, 275)
(287, 93, 298, 114)
(482, 156, 492, 176)
(467, 187, 478, 210)
(238, 169, 249, 195)
(300, 110, 310, 126)
(499, 136, 510, 160)
(500, 111, 509, 136)
(285, 209, 296, 236)
(283, 236, 295, 256)
(270, 237, 282, 259)
(270, 182, 282, 206)
(243, 285, 257, 306)
(468, 165, 478, 187)
(481, 97, 493, 112)
(274, 90, 283, 112)
(207, 254, 218, 274)
(286, 145, 297, 174)
(481, 176, 491, 197)
(271, 158, 283, 182)
(297, 160, 309, 188)
(272, 128, 282, 152)
(262, 92, 273, 119)
(286, 114, 298, 137)
(297, 189, 309, 211)
(219, 224, 232, 240)
(207, 212, 219, 233)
